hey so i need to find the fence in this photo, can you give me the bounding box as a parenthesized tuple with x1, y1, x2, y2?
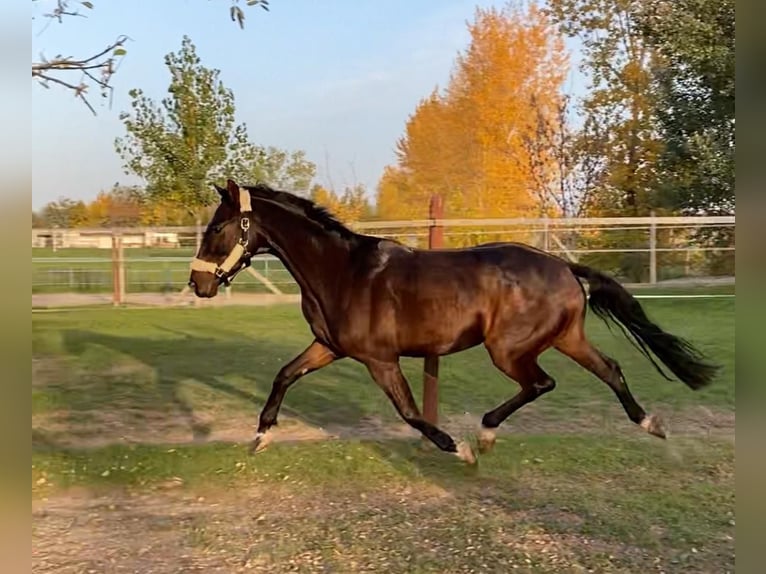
(31, 207, 735, 430)
(32, 213, 735, 298)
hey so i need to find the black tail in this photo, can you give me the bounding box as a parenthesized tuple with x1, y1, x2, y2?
(568, 263, 718, 390)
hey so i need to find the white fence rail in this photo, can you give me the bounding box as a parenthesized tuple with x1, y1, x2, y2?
(32, 215, 735, 304)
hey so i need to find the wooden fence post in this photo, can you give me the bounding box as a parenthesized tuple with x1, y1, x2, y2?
(423, 195, 444, 428)
(649, 211, 657, 284)
(111, 233, 125, 306)
(194, 218, 203, 306)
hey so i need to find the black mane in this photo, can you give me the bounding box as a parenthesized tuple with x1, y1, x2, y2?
(243, 183, 357, 240)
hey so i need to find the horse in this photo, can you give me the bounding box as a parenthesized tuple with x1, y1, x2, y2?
(188, 179, 719, 464)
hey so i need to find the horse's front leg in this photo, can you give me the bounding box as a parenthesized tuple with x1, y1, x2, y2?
(364, 358, 477, 464)
(250, 339, 339, 453)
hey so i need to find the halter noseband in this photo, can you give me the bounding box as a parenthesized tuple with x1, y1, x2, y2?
(189, 189, 254, 286)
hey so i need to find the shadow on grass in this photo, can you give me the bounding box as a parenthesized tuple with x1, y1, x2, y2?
(34, 329, 385, 450)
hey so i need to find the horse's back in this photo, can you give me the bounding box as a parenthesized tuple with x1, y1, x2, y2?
(364, 239, 577, 298)
(401, 241, 571, 282)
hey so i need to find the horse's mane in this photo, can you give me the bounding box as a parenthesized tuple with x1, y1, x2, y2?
(243, 183, 357, 240)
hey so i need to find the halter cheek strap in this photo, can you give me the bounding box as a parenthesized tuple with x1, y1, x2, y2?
(190, 189, 253, 282)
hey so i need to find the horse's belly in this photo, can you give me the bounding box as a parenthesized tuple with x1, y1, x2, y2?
(396, 308, 486, 357)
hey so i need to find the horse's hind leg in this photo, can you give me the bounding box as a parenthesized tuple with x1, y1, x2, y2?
(478, 350, 556, 453)
(555, 330, 666, 439)
(365, 359, 477, 464)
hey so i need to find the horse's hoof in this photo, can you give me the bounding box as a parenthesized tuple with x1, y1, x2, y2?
(477, 427, 496, 454)
(248, 431, 273, 454)
(640, 414, 667, 439)
(455, 440, 477, 465)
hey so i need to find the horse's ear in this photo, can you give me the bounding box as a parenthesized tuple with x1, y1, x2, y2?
(213, 183, 228, 201)
(226, 179, 245, 208)
(213, 180, 241, 206)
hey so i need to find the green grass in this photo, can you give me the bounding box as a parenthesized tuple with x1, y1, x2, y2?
(31, 301, 735, 573)
(32, 298, 734, 431)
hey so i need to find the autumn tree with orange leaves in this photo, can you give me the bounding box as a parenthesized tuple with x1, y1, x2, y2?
(377, 2, 569, 224)
(309, 184, 372, 224)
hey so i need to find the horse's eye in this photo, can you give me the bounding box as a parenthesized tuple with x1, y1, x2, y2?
(212, 224, 225, 234)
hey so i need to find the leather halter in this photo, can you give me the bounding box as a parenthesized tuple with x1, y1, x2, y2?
(189, 189, 253, 286)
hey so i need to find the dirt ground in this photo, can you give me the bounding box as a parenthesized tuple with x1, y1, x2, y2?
(32, 399, 735, 452)
(32, 401, 735, 574)
(36, 483, 710, 574)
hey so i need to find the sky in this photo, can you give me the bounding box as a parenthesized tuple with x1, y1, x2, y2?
(32, 0, 586, 211)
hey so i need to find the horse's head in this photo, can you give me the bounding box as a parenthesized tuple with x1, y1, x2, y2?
(188, 179, 270, 298)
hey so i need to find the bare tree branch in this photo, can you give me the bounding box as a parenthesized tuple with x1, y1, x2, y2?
(32, 0, 271, 114)
(32, 33, 129, 115)
(519, 93, 601, 222)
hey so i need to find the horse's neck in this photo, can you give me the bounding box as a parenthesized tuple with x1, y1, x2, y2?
(252, 199, 353, 305)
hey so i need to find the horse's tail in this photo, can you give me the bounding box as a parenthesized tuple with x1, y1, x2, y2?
(567, 262, 718, 390)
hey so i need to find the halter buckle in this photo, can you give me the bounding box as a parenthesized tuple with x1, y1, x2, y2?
(240, 217, 250, 232)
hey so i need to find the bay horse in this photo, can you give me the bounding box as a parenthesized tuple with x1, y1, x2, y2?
(188, 179, 718, 464)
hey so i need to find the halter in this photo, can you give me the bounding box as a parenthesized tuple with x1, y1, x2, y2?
(189, 189, 254, 286)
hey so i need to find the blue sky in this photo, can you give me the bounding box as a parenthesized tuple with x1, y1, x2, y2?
(32, 0, 585, 210)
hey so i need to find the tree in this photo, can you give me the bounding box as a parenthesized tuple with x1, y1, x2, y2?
(32, 0, 270, 114)
(32, 211, 47, 229)
(520, 94, 600, 218)
(114, 36, 314, 217)
(546, 0, 663, 217)
(376, 166, 419, 220)
(390, 91, 464, 218)
(227, 147, 316, 196)
(114, 36, 241, 215)
(637, 0, 734, 215)
(637, 0, 735, 277)
(377, 2, 569, 222)
(86, 186, 143, 227)
(309, 184, 371, 223)
(37, 198, 89, 228)
(338, 184, 372, 222)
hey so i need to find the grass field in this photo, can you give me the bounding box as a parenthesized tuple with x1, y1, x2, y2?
(32, 297, 735, 573)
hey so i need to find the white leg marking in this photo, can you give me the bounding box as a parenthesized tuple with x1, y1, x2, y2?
(250, 430, 273, 453)
(477, 426, 497, 453)
(455, 440, 477, 465)
(640, 414, 667, 438)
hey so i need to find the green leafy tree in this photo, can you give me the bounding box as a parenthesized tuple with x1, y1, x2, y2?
(546, 0, 663, 217)
(638, 0, 734, 215)
(226, 146, 316, 196)
(638, 0, 735, 276)
(115, 36, 314, 216)
(114, 36, 244, 215)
